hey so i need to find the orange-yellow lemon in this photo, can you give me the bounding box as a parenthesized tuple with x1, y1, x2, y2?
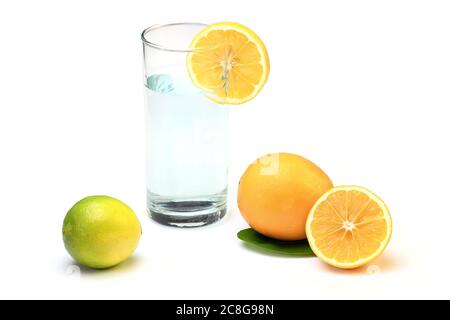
(238, 153, 333, 241)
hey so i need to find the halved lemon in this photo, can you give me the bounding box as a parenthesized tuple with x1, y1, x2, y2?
(306, 186, 392, 269)
(187, 22, 270, 105)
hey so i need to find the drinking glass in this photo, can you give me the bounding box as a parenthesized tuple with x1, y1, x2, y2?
(142, 23, 228, 227)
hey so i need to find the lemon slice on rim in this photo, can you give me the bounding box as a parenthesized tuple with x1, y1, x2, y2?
(187, 22, 270, 105)
(306, 186, 393, 269)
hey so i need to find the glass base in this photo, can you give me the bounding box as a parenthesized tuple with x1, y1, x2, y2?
(147, 191, 227, 228)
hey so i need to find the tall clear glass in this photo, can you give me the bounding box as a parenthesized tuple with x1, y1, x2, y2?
(142, 23, 228, 227)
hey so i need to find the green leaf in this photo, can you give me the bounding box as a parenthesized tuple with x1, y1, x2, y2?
(237, 228, 316, 257)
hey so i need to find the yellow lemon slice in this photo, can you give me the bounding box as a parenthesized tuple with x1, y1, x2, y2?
(306, 186, 392, 269)
(187, 22, 270, 105)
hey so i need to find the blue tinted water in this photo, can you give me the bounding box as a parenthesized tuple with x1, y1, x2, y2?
(145, 74, 228, 201)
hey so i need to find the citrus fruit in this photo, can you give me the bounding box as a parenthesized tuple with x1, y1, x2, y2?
(62, 196, 142, 269)
(187, 22, 270, 104)
(238, 153, 333, 241)
(306, 186, 392, 269)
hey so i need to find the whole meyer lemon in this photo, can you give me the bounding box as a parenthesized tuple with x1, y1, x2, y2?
(238, 153, 333, 241)
(63, 196, 141, 269)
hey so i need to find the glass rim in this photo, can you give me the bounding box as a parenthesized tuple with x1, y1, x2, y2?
(141, 22, 208, 53)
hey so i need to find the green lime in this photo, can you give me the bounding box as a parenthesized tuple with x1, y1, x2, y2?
(63, 196, 142, 269)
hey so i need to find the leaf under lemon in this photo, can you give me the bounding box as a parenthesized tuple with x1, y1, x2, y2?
(237, 228, 316, 257)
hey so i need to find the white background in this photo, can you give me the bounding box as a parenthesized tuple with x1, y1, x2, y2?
(0, 0, 449, 300)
